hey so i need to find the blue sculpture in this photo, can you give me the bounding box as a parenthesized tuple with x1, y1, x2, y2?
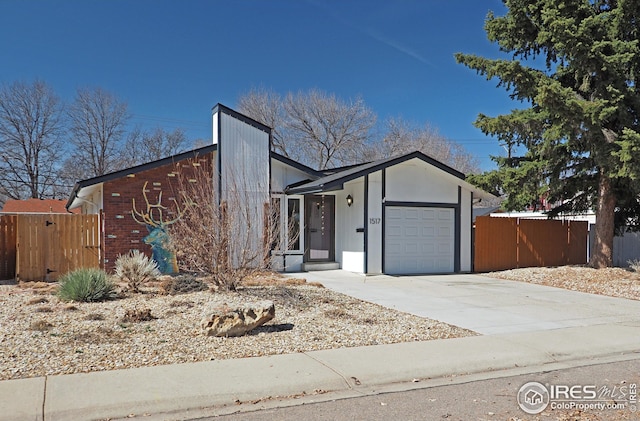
(131, 182, 183, 274)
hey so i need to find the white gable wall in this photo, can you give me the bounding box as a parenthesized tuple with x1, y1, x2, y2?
(385, 158, 458, 203)
(271, 160, 314, 192)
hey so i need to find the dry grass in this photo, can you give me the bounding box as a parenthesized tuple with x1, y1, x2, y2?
(486, 266, 640, 301)
(26, 296, 48, 305)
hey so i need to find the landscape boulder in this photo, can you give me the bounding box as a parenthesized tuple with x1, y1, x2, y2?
(200, 299, 275, 337)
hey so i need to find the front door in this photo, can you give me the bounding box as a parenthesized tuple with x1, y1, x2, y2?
(305, 195, 335, 261)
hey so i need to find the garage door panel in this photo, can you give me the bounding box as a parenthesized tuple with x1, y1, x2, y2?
(387, 226, 402, 237)
(405, 242, 418, 253)
(422, 209, 436, 219)
(422, 226, 435, 236)
(421, 243, 435, 254)
(405, 209, 419, 219)
(405, 227, 419, 236)
(385, 206, 454, 275)
(438, 210, 452, 220)
(437, 258, 450, 270)
(387, 243, 402, 253)
(387, 208, 403, 219)
(438, 226, 451, 237)
(438, 242, 451, 254)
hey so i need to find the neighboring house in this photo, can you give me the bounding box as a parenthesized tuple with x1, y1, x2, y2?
(67, 104, 494, 275)
(1, 198, 79, 214)
(490, 210, 596, 224)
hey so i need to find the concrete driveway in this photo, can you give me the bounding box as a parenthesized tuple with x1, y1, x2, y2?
(294, 271, 640, 335)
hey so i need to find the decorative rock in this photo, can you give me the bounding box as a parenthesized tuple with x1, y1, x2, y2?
(201, 300, 275, 337)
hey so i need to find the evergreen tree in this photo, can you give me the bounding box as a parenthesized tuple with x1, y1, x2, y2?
(456, 0, 640, 268)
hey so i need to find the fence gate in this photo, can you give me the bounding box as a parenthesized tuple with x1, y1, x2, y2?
(15, 214, 101, 282)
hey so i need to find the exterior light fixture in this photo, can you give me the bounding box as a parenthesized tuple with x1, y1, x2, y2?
(346, 194, 353, 207)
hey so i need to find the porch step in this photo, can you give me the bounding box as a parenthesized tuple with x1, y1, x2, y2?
(301, 262, 340, 272)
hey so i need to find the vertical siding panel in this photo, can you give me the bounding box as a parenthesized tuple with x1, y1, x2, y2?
(219, 112, 270, 267)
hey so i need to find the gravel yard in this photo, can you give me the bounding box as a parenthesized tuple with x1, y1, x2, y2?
(0, 276, 475, 381)
(3, 266, 636, 382)
(485, 265, 640, 301)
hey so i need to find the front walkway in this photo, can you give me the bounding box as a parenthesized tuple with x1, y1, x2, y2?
(293, 271, 640, 335)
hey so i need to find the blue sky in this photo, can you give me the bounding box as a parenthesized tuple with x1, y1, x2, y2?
(0, 0, 515, 171)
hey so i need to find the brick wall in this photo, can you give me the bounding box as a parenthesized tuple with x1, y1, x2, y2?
(102, 154, 213, 272)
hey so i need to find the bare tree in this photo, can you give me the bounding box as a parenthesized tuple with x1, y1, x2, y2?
(370, 117, 480, 174)
(284, 90, 375, 169)
(0, 80, 65, 200)
(237, 87, 288, 156)
(67, 87, 131, 178)
(123, 127, 189, 166)
(238, 88, 376, 169)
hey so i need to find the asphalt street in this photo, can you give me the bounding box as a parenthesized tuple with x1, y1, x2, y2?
(192, 358, 640, 421)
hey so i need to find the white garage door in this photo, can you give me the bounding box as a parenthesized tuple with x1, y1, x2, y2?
(384, 206, 455, 274)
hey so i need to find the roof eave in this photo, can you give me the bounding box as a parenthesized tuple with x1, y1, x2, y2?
(65, 183, 82, 210)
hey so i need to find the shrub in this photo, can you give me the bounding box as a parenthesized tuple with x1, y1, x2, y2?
(160, 274, 208, 295)
(58, 268, 116, 302)
(115, 250, 161, 293)
(30, 319, 53, 331)
(628, 259, 640, 272)
(121, 308, 155, 323)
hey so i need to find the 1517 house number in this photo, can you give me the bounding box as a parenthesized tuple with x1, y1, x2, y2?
(369, 218, 381, 224)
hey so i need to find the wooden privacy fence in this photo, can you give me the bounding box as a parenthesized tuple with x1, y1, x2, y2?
(0, 215, 17, 279)
(474, 216, 588, 272)
(0, 214, 101, 282)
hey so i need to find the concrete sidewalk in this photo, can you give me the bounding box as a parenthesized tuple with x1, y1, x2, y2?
(3, 322, 640, 421)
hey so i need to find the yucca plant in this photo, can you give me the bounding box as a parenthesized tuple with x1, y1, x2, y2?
(58, 268, 116, 302)
(115, 250, 161, 293)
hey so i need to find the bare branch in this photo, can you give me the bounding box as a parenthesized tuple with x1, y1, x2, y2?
(0, 80, 64, 199)
(238, 88, 376, 169)
(66, 87, 131, 177)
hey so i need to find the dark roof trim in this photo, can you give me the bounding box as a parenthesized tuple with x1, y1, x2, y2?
(66, 144, 218, 209)
(270, 152, 324, 178)
(212, 103, 272, 134)
(319, 161, 373, 175)
(285, 151, 465, 194)
(284, 178, 317, 189)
